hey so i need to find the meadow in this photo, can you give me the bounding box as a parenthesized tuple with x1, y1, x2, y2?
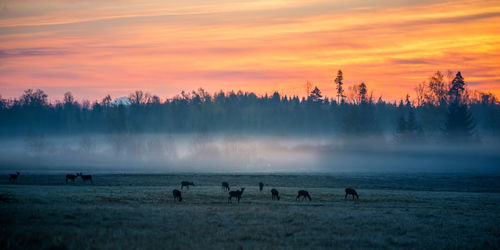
(1, 173, 499, 249)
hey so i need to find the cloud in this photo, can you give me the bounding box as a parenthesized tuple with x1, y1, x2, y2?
(29, 71, 84, 79)
(414, 11, 500, 26)
(0, 48, 70, 58)
(391, 59, 429, 65)
(178, 70, 292, 81)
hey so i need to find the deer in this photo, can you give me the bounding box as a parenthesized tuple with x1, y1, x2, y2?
(228, 188, 245, 203)
(181, 181, 195, 190)
(77, 173, 93, 184)
(66, 174, 78, 184)
(259, 182, 264, 192)
(271, 188, 280, 200)
(345, 188, 359, 200)
(221, 182, 230, 191)
(9, 172, 20, 184)
(172, 189, 182, 202)
(296, 190, 311, 201)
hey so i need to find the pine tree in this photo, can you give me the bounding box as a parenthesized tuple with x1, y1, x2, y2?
(358, 82, 367, 104)
(335, 70, 345, 104)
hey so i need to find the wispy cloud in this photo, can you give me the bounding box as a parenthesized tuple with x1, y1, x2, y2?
(0, 48, 70, 58)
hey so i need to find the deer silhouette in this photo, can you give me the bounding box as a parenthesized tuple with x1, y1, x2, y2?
(181, 181, 195, 190)
(172, 189, 182, 202)
(66, 174, 78, 184)
(259, 182, 264, 192)
(221, 182, 230, 191)
(296, 190, 311, 201)
(9, 172, 20, 184)
(228, 188, 245, 203)
(77, 173, 93, 184)
(271, 188, 280, 200)
(345, 188, 359, 200)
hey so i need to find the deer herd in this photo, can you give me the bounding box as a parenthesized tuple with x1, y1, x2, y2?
(173, 180, 360, 204)
(7, 172, 361, 204)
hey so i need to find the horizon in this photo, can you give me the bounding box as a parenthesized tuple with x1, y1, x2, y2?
(1, 0, 500, 101)
(1, 71, 497, 105)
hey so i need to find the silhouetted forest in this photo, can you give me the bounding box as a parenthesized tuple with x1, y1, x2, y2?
(0, 71, 499, 143)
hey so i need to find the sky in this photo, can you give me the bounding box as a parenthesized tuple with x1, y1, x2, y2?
(1, 0, 499, 102)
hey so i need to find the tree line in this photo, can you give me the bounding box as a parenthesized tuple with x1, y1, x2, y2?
(0, 71, 498, 143)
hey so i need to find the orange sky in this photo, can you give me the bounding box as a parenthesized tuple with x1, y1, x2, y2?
(1, 0, 500, 102)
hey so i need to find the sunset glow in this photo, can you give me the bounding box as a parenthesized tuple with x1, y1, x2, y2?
(1, 0, 500, 101)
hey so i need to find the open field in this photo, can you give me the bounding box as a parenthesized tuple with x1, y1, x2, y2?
(1, 174, 500, 249)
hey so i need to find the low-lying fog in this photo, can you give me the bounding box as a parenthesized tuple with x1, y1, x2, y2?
(0, 134, 499, 174)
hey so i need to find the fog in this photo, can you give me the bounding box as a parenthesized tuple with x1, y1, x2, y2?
(0, 133, 499, 174)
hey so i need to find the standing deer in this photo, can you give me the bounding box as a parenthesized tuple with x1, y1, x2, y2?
(9, 172, 20, 184)
(345, 188, 359, 200)
(271, 188, 280, 200)
(66, 174, 78, 184)
(221, 182, 230, 191)
(172, 189, 182, 202)
(259, 182, 264, 192)
(77, 173, 93, 184)
(296, 190, 311, 201)
(228, 188, 245, 203)
(181, 181, 195, 190)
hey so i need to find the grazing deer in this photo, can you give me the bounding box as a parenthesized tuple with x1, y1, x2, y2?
(9, 172, 20, 184)
(77, 173, 93, 184)
(181, 181, 195, 190)
(259, 182, 264, 192)
(345, 188, 359, 200)
(66, 174, 78, 184)
(228, 188, 245, 203)
(296, 190, 311, 201)
(172, 189, 182, 202)
(221, 182, 230, 191)
(271, 188, 280, 200)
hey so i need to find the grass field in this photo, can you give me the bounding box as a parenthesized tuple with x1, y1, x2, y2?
(1, 174, 500, 249)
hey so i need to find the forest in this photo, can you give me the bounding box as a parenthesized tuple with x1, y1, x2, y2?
(0, 71, 499, 144)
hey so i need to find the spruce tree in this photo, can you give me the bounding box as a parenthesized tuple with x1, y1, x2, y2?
(444, 72, 476, 142)
(309, 86, 323, 103)
(444, 100, 475, 142)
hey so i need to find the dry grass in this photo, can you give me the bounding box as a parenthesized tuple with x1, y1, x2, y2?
(1, 174, 499, 249)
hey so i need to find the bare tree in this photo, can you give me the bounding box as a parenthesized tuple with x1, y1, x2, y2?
(305, 81, 312, 98)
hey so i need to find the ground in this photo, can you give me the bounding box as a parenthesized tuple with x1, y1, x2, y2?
(1, 174, 499, 249)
